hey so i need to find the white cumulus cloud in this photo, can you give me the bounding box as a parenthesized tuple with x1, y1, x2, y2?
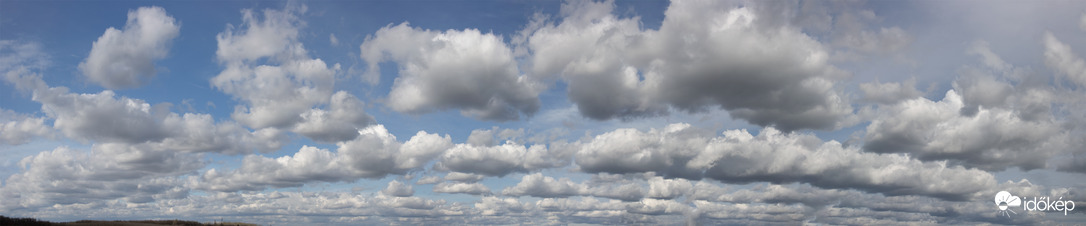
(382, 180, 415, 197)
(3, 69, 285, 154)
(360, 23, 542, 121)
(79, 6, 179, 89)
(433, 182, 491, 195)
(192, 125, 452, 192)
(0, 109, 53, 145)
(211, 6, 374, 143)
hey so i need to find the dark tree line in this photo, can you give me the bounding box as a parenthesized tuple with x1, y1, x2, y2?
(0, 215, 55, 226)
(0, 215, 241, 226)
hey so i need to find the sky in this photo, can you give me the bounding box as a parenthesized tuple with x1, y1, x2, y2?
(2, 0, 1086, 225)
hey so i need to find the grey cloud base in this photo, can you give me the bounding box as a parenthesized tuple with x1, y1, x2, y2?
(573, 123, 994, 201)
(518, 0, 853, 130)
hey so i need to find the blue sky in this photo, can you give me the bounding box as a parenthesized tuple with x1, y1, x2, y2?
(2, 0, 1086, 225)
